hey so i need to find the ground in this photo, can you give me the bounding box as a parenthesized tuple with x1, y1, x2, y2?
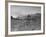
(11, 13, 41, 31)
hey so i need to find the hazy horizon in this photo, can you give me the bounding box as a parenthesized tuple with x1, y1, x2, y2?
(11, 5, 41, 18)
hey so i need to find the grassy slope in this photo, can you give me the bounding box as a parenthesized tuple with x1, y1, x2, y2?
(11, 13, 41, 31)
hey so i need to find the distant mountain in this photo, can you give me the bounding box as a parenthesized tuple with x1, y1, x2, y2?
(11, 13, 41, 20)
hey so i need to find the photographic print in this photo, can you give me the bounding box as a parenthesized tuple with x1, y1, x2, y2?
(8, 2, 44, 35)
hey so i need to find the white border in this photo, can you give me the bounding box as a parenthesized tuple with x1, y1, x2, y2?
(8, 2, 44, 35)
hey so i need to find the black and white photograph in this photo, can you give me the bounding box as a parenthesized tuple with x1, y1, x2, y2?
(8, 2, 44, 35)
(11, 5, 41, 31)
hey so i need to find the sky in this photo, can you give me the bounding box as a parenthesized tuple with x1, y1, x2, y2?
(10, 5, 41, 18)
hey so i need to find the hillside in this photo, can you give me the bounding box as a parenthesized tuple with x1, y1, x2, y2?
(11, 13, 41, 31)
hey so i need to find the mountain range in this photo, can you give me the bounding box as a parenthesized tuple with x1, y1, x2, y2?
(11, 13, 41, 20)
